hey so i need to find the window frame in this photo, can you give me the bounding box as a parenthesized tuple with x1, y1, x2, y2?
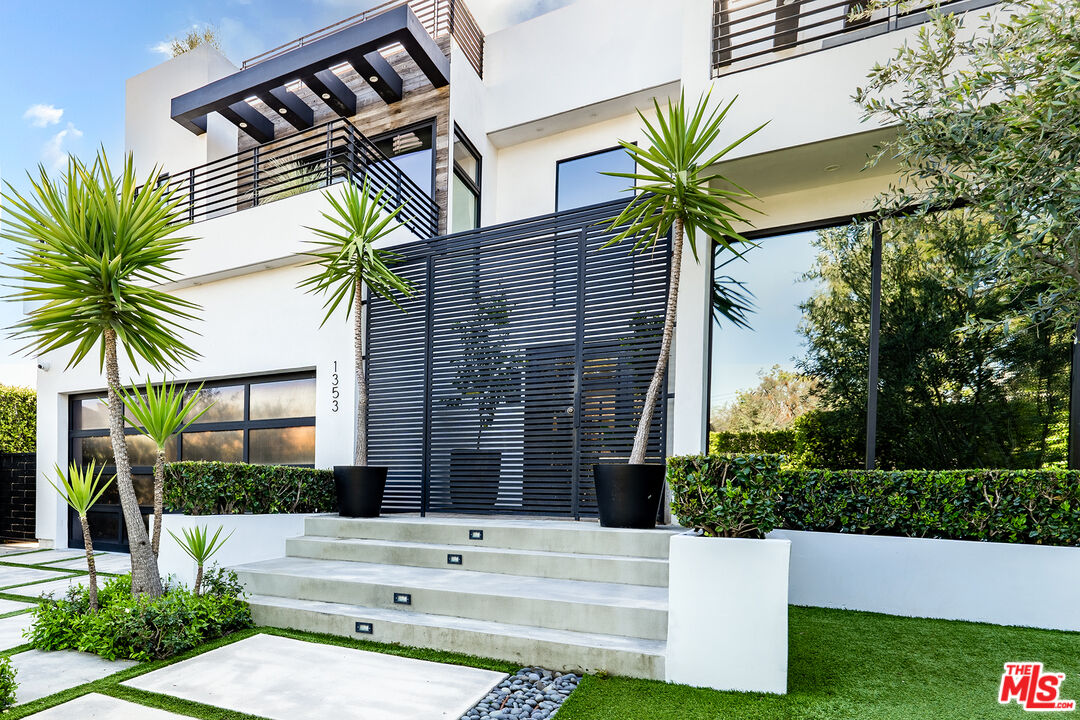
(554, 145, 636, 213)
(451, 124, 482, 232)
(370, 118, 438, 199)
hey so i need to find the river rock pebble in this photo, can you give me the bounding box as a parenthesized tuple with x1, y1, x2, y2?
(460, 667, 580, 720)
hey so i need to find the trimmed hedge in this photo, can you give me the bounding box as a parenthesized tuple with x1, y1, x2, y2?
(0, 385, 35, 453)
(708, 430, 797, 456)
(667, 454, 784, 538)
(163, 461, 335, 515)
(669, 454, 1080, 546)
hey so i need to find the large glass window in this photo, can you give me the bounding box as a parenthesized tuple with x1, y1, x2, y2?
(708, 210, 1071, 470)
(372, 122, 435, 197)
(68, 372, 316, 551)
(555, 146, 635, 212)
(451, 127, 481, 234)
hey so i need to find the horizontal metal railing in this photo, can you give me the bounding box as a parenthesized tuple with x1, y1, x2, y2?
(242, 0, 484, 78)
(150, 118, 440, 238)
(712, 0, 982, 75)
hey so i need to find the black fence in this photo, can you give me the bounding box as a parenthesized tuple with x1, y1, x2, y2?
(0, 453, 35, 542)
(367, 199, 671, 518)
(154, 118, 439, 238)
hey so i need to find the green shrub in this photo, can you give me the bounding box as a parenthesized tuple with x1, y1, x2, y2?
(790, 408, 864, 470)
(164, 461, 334, 515)
(668, 453, 1080, 546)
(708, 429, 797, 455)
(0, 656, 15, 711)
(667, 454, 784, 538)
(0, 385, 35, 453)
(25, 568, 253, 661)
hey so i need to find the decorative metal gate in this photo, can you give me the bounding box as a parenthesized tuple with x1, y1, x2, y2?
(367, 199, 670, 518)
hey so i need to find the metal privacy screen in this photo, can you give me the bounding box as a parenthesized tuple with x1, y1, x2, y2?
(367, 199, 670, 518)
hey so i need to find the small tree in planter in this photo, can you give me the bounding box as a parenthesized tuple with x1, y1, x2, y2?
(298, 179, 413, 517)
(596, 92, 763, 528)
(47, 461, 113, 611)
(3, 152, 199, 596)
(117, 379, 210, 557)
(168, 524, 233, 595)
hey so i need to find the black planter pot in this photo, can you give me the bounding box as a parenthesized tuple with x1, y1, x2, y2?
(593, 463, 665, 529)
(334, 465, 388, 518)
(449, 449, 501, 509)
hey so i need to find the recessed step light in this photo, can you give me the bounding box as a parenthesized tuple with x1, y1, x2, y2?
(355, 621, 373, 634)
(468, 529, 484, 541)
(393, 592, 412, 605)
(447, 554, 463, 565)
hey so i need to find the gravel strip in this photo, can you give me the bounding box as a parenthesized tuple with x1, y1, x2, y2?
(461, 667, 580, 720)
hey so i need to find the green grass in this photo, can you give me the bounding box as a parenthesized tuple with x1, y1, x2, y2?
(8, 607, 1080, 719)
(557, 606, 1080, 719)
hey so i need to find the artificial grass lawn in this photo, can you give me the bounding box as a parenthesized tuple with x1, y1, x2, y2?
(8, 606, 1080, 719)
(559, 606, 1080, 719)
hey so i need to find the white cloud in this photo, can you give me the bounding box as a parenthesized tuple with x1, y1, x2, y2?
(42, 123, 83, 170)
(23, 103, 63, 128)
(466, 0, 578, 32)
(150, 40, 173, 57)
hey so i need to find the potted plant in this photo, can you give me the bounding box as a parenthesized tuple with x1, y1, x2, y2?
(299, 178, 413, 517)
(595, 91, 763, 528)
(3, 151, 199, 597)
(446, 293, 519, 508)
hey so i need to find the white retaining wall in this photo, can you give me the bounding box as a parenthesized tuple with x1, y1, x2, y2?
(153, 513, 308, 589)
(770, 529, 1080, 632)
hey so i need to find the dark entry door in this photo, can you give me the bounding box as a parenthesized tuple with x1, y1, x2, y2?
(368, 199, 670, 518)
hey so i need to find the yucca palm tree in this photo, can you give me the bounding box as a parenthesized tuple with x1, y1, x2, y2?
(47, 462, 113, 611)
(298, 179, 413, 466)
(117, 380, 210, 558)
(168, 524, 233, 595)
(605, 91, 764, 464)
(2, 151, 199, 597)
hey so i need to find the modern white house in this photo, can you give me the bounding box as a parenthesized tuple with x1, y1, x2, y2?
(28, 0, 1013, 691)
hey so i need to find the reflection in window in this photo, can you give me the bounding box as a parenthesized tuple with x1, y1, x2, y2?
(181, 430, 244, 462)
(125, 435, 178, 467)
(372, 123, 435, 197)
(250, 378, 316, 420)
(555, 147, 635, 212)
(74, 398, 109, 431)
(185, 385, 244, 423)
(451, 128, 481, 234)
(250, 427, 316, 465)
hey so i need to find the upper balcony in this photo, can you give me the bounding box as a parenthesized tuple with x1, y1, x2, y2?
(711, 0, 996, 76)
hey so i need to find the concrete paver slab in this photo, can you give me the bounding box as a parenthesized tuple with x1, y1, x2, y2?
(124, 634, 506, 720)
(0, 613, 34, 650)
(0, 567, 74, 591)
(0, 598, 36, 615)
(12, 651, 137, 704)
(7, 575, 86, 600)
(44, 553, 130, 575)
(21, 693, 190, 719)
(5, 550, 86, 566)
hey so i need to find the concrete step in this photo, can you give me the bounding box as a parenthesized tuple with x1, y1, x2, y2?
(303, 515, 677, 560)
(247, 593, 666, 681)
(286, 535, 669, 587)
(234, 556, 668, 641)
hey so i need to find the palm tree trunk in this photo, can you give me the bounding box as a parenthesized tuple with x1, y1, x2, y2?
(195, 563, 204, 596)
(354, 278, 368, 466)
(151, 449, 165, 558)
(629, 219, 684, 464)
(79, 514, 99, 612)
(104, 328, 163, 598)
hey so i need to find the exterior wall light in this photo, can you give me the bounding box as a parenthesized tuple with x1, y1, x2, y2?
(239, 122, 248, 128)
(369, 75, 379, 83)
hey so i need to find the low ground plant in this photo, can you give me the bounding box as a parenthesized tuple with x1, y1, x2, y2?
(25, 569, 252, 661)
(0, 656, 15, 711)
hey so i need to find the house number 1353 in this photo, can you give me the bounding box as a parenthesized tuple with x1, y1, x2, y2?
(331, 361, 340, 412)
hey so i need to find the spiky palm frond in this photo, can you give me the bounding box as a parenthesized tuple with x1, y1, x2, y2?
(1, 151, 200, 372)
(297, 178, 414, 325)
(116, 379, 210, 449)
(603, 90, 767, 260)
(47, 461, 113, 517)
(168, 524, 233, 565)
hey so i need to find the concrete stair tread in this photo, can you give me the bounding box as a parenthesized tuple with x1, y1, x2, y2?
(311, 514, 680, 535)
(248, 593, 667, 656)
(234, 556, 667, 611)
(291, 535, 669, 565)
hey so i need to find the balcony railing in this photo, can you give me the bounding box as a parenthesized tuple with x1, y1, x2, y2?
(242, 0, 484, 78)
(711, 0, 994, 75)
(155, 118, 440, 238)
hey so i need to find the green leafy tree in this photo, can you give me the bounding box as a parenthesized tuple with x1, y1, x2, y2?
(856, 0, 1080, 336)
(117, 380, 210, 558)
(2, 152, 199, 598)
(298, 179, 413, 466)
(168, 525, 233, 595)
(605, 91, 764, 464)
(168, 26, 222, 57)
(711, 365, 821, 433)
(47, 461, 113, 611)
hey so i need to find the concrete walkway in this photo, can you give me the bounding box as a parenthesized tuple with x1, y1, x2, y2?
(22, 693, 189, 719)
(125, 634, 506, 720)
(12, 651, 137, 704)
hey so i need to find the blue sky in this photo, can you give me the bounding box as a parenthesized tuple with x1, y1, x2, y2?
(0, 0, 573, 379)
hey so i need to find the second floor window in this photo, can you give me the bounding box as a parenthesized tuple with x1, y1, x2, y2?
(372, 121, 436, 198)
(452, 127, 482, 233)
(555, 146, 635, 212)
